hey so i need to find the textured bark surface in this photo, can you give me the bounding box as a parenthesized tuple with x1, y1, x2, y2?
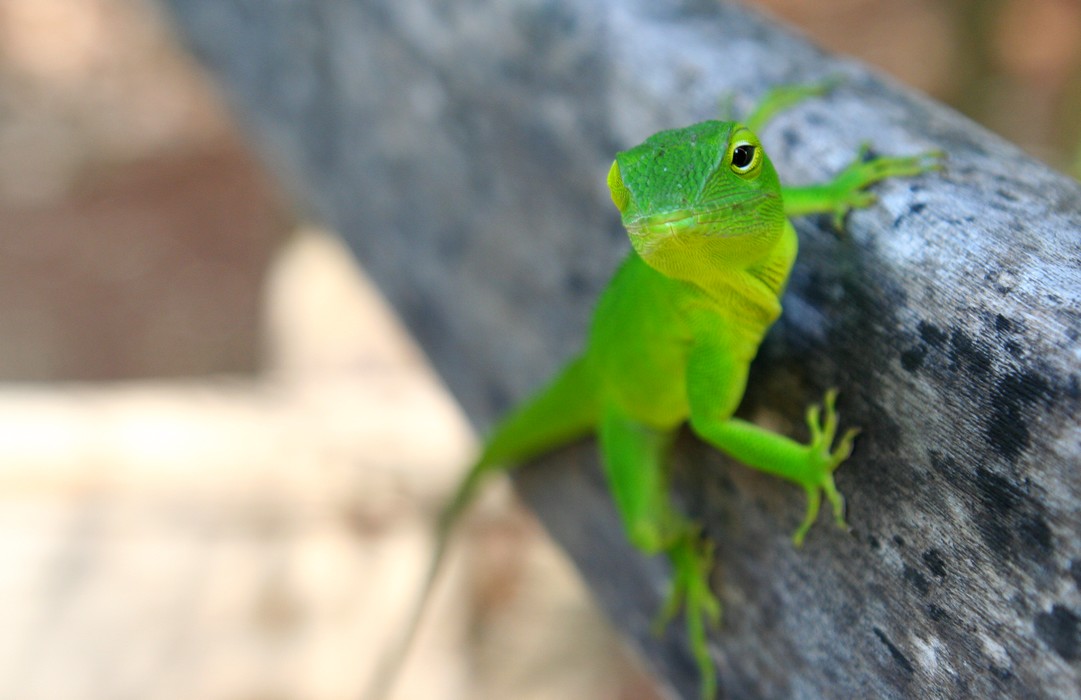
(162, 0, 1081, 697)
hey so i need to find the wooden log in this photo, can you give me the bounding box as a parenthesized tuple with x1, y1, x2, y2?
(162, 0, 1081, 696)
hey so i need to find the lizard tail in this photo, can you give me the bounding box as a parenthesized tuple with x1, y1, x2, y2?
(359, 521, 454, 700)
(361, 355, 599, 700)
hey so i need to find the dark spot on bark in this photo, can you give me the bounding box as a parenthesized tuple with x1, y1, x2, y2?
(900, 345, 926, 372)
(1066, 375, 1080, 401)
(929, 450, 957, 474)
(1070, 560, 1081, 590)
(1003, 340, 1023, 359)
(782, 128, 800, 150)
(949, 328, 992, 376)
(873, 627, 915, 673)
(1034, 605, 1080, 661)
(986, 370, 1053, 462)
(922, 549, 948, 578)
(903, 565, 931, 595)
(989, 664, 1013, 682)
(918, 321, 947, 347)
(842, 272, 907, 314)
(996, 188, 1020, 202)
(973, 468, 1055, 574)
(564, 269, 589, 295)
(987, 407, 1027, 463)
(893, 535, 906, 547)
(868, 535, 881, 550)
(976, 468, 1019, 513)
(974, 468, 1021, 552)
(994, 314, 1013, 333)
(1017, 514, 1053, 556)
(800, 269, 832, 307)
(926, 604, 950, 623)
(944, 214, 977, 224)
(894, 201, 927, 227)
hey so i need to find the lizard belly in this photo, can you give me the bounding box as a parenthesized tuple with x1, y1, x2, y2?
(609, 353, 689, 428)
(590, 315, 691, 430)
(587, 252, 694, 429)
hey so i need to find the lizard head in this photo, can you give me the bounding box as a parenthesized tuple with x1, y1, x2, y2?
(607, 121, 786, 278)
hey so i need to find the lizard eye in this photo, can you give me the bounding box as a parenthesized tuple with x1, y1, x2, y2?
(730, 142, 759, 174)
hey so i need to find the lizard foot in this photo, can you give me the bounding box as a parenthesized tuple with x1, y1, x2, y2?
(792, 389, 859, 546)
(653, 533, 721, 699)
(827, 146, 945, 229)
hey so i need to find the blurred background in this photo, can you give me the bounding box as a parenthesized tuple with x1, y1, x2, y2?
(0, 1, 1077, 699)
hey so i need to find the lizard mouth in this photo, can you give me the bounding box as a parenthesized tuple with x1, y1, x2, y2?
(624, 192, 777, 251)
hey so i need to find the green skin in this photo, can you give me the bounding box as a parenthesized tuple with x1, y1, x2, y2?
(371, 83, 940, 700)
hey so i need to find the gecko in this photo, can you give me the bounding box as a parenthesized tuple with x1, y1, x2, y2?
(368, 81, 941, 700)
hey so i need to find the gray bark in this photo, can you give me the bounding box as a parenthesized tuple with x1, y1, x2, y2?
(161, 0, 1081, 697)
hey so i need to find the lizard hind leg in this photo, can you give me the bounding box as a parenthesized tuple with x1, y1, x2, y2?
(743, 77, 842, 132)
(477, 354, 600, 467)
(598, 407, 721, 700)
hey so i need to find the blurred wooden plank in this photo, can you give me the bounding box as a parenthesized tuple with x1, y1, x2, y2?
(161, 0, 1081, 697)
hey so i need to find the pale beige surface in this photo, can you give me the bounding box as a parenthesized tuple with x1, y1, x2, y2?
(0, 226, 653, 700)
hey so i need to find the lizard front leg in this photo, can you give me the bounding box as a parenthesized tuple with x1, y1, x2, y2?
(783, 145, 943, 227)
(684, 341, 857, 546)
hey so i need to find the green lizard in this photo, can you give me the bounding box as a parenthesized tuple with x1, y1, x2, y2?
(370, 82, 940, 700)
